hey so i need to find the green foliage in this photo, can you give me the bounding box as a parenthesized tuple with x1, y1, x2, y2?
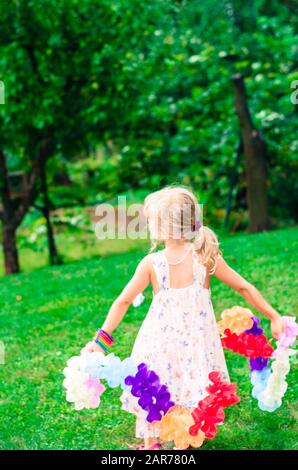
(45, 0, 298, 223)
(113, 0, 298, 222)
(0, 227, 297, 449)
(0, 0, 297, 224)
(0, 0, 169, 172)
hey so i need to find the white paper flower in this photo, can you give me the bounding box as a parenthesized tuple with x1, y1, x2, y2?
(63, 355, 105, 410)
(133, 292, 145, 308)
(258, 345, 292, 410)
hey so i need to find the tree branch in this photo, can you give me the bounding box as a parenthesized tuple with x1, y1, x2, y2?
(13, 136, 54, 228)
(23, 44, 47, 86)
(232, 74, 255, 135)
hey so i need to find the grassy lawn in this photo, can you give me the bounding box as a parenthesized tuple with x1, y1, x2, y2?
(0, 226, 297, 450)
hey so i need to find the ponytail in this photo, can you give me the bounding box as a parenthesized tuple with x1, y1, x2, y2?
(193, 225, 222, 275)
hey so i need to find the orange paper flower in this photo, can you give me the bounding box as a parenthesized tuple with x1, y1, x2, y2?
(217, 306, 253, 336)
(160, 405, 205, 449)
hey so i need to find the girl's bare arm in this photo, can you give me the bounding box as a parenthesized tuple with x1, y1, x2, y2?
(214, 256, 284, 339)
(82, 256, 151, 352)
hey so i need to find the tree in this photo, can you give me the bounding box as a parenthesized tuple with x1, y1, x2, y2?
(0, 0, 168, 274)
(113, 0, 297, 227)
(233, 74, 269, 232)
(0, 139, 53, 273)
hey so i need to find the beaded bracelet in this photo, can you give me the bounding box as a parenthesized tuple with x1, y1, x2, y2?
(93, 328, 115, 351)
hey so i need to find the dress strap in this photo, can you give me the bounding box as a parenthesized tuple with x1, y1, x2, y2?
(151, 251, 170, 290)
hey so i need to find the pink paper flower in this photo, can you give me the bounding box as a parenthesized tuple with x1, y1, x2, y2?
(277, 316, 298, 349)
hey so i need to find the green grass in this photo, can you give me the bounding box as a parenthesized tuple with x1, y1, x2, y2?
(0, 227, 297, 450)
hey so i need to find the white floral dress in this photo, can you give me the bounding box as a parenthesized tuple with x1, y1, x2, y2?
(121, 248, 230, 438)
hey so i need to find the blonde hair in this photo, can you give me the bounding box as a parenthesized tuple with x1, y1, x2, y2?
(144, 186, 222, 274)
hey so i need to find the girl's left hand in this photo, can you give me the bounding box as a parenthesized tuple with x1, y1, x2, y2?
(270, 315, 285, 340)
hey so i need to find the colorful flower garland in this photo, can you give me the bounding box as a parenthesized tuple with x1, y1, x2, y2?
(62, 307, 297, 448)
(218, 307, 297, 412)
(63, 354, 240, 448)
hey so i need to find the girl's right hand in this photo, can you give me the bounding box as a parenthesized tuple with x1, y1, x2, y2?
(81, 340, 105, 354)
(270, 314, 285, 340)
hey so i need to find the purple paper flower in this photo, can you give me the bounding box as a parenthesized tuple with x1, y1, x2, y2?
(245, 316, 263, 336)
(125, 363, 175, 422)
(249, 356, 269, 371)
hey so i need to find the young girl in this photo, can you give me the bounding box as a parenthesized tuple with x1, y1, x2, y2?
(83, 186, 284, 450)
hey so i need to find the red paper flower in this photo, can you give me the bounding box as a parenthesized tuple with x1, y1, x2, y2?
(190, 400, 225, 439)
(221, 329, 274, 359)
(205, 371, 241, 407)
(189, 371, 240, 439)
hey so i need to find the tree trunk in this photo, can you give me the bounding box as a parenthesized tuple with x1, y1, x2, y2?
(224, 136, 243, 228)
(0, 149, 20, 274)
(43, 208, 61, 265)
(232, 74, 269, 232)
(0, 138, 54, 275)
(2, 220, 19, 274)
(40, 164, 61, 265)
